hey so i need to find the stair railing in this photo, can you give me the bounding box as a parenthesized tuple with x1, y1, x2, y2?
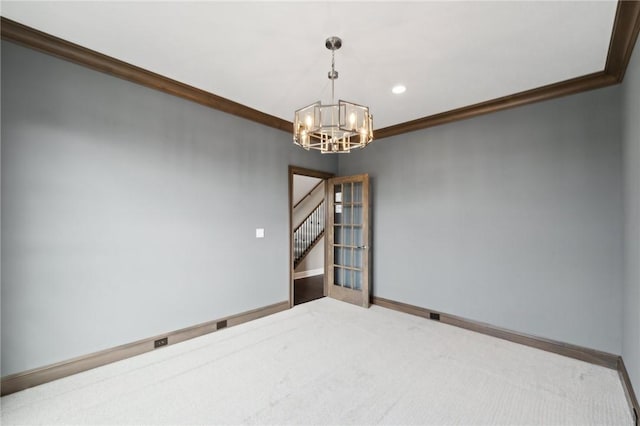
(294, 200, 325, 266)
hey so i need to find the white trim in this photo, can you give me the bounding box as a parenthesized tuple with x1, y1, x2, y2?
(294, 268, 324, 280)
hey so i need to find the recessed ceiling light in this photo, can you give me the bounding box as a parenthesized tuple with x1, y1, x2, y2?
(392, 85, 406, 94)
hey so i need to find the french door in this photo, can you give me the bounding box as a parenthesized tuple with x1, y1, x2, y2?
(326, 174, 370, 308)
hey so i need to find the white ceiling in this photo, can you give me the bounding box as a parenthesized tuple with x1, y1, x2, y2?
(2, 1, 618, 130)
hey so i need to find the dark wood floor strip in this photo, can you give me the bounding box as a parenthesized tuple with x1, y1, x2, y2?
(294, 275, 324, 305)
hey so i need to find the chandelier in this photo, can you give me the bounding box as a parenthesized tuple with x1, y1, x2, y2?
(293, 37, 373, 154)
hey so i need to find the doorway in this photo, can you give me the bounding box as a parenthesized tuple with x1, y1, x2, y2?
(289, 166, 334, 307)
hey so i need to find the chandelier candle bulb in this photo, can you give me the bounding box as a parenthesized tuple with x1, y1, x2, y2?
(293, 36, 373, 153)
(349, 112, 356, 129)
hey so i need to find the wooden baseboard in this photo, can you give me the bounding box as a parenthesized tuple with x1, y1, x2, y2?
(372, 296, 640, 421)
(0, 300, 289, 396)
(618, 357, 640, 426)
(372, 296, 619, 369)
(294, 268, 324, 280)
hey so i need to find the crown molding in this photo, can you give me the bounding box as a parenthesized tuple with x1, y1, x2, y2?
(606, 0, 640, 82)
(375, 0, 640, 139)
(0, 17, 292, 134)
(2, 1, 639, 140)
(374, 72, 617, 140)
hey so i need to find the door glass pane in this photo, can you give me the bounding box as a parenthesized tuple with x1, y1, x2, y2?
(354, 270, 362, 290)
(334, 184, 343, 224)
(343, 206, 352, 224)
(334, 267, 343, 287)
(343, 183, 352, 203)
(354, 249, 362, 268)
(334, 207, 343, 224)
(353, 205, 362, 224)
(334, 226, 342, 245)
(344, 226, 352, 246)
(353, 182, 362, 203)
(344, 248, 352, 267)
(334, 247, 343, 266)
(344, 269, 352, 289)
(334, 184, 342, 203)
(354, 226, 362, 247)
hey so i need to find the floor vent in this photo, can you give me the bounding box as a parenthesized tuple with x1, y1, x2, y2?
(217, 320, 228, 330)
(429, 312, 440, 321)
(154, 337, 168, 348)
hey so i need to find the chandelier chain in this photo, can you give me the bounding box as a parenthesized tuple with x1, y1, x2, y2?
(331, 50, 335, 104)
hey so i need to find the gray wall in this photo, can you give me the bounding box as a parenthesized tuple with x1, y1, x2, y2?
(1, 41, 337, 376)
(339, 86, 624, 354)
(622, 45, 640, 393)
(1, 37, 632, 382)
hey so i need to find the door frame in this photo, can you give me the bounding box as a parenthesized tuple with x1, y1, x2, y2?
(289, 166, 335, 308)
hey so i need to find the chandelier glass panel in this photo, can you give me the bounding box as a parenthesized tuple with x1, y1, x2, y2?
(293, 37, 373, 154)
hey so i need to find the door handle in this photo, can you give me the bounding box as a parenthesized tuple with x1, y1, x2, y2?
(357, 245, 368, 249)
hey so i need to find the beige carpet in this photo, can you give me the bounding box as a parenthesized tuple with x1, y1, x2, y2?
(1, 298, 632, 425)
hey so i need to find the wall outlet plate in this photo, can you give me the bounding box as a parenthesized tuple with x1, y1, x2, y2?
(256, 228, 264, 238)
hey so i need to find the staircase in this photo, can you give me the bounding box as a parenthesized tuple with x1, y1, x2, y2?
(294, 200, 325, 268)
